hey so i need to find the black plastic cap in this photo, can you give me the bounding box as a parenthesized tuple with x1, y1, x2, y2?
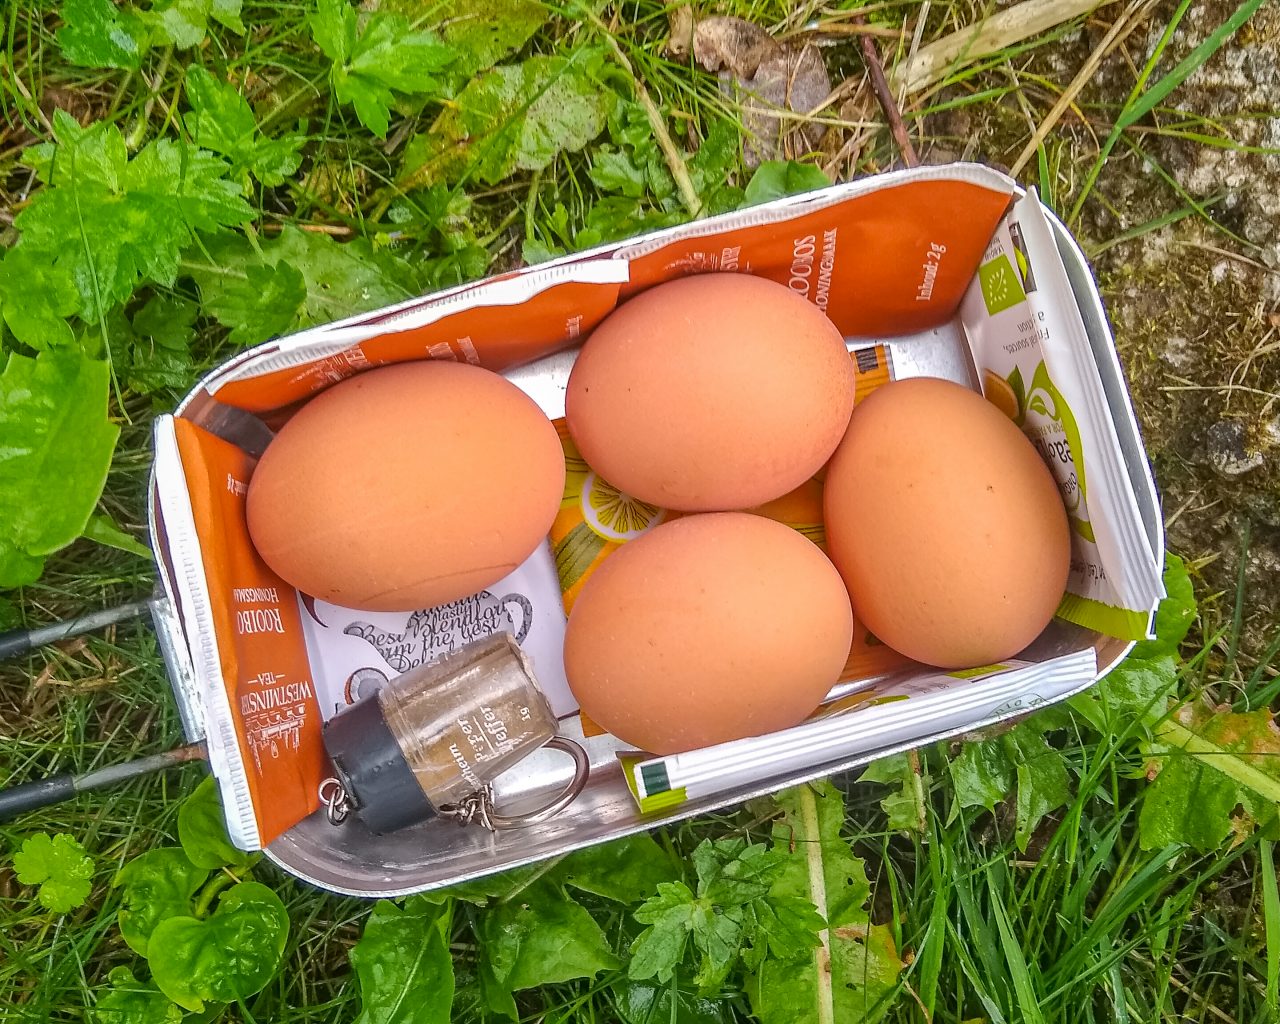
(322, 696, 437, 835)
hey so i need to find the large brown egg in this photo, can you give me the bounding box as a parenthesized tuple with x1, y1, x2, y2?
(823, 377, 1071, 669)
(565, 274, 855, 511)
(246, 362, 565, 612)
(564, 513, 853, 754)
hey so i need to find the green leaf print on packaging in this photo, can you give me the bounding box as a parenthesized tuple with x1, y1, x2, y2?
(1024, 361, 1093, 544)
(1007, 365, 1026, 419)
(978, 254, 1027, 315)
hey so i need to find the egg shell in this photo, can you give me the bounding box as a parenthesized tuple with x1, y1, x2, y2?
(565, 273, 856, 512)
(246, 362, 565, 612)
(563, 512, 854, 755)
(823, 376, 1071, 669)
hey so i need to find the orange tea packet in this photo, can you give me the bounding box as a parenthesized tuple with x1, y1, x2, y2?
(155, 418, 327, 847)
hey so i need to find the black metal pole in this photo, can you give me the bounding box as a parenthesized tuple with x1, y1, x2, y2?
(0, 599, 154, 661)
(0, 742, 208, 821)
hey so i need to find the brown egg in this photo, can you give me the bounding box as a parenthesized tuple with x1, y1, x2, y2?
(823, 377, 1071, 669)
(564, 513, 853, 754)
(246, 362, 565, 612)
(565, 274, 855, 511)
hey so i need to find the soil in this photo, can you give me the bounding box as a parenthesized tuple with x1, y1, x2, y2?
(924, 0, 1280, 666)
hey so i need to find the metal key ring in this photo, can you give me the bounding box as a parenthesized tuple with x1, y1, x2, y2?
(438, 736, 590, 832)
(318, 777, 352, 825)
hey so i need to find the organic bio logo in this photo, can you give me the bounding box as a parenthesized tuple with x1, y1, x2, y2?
(979, 254, 1027, 316)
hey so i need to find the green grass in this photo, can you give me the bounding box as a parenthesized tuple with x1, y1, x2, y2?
(3, 0, 1280, 1021)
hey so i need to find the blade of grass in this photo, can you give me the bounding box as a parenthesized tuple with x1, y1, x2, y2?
(986, 863, 1046, 1024)
(1117, 134, 1252, 247)
(1010, 0, 1160, 177)
(1086, 197, 1220, 258)
(1226, 523, 1251, 680)
(1262, 840, 1280, 1016)
(1069, 0, 1269, 222)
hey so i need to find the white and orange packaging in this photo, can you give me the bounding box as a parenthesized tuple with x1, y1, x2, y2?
(146, 163, 1160, 877)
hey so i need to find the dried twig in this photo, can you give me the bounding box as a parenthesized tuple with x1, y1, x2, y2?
(262, 223, 354, 237)
(794, 22, 904, 40)
(857, 20, 919, 167)
(891, 0, 1116, 95)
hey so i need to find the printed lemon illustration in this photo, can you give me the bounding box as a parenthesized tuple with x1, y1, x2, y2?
(580, 472, 666, 541)
(983, 369, 1020, 421)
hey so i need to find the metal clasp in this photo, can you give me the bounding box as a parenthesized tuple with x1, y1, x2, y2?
(438, 735, 591, 832)
(318, 777, 352, 825)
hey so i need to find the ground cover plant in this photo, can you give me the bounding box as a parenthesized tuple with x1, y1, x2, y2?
(2, 0, 1279, 1021)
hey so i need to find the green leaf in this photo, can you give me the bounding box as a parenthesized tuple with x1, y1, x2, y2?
(475, 878, 621, 1017)
(149, 880, 290, 1012)
(0, 240, 80, 349)
(114, 848, 209, 956)
(948, 736, 1015, 816)
(352, 897, 454, 1024)
(572, 197, 684, 251)
(612, 977, 732, 1024)
(58, 0, 150, 70)
(1131, 553, 1196, 659)
(1069, 653, 1179, 732)
(146, 0, 244, 48)
(183, 67, 304, 187)
(12, 832, 94, 913)
(629, 881, 698, 983)
(18, 112, 252, 323)
(947, 716, 1072, 851)
(688, 120, 744, 212)
(752, 895, 827, 964)
(689, 904, 745, 990)
(1004, 723, 1073, 851)
(192, 257, 306, 346)
(402, 51, 613, 186)
(311, 0, 457, 138)
(94, 967, 184, 1024)
(695, 839, 784, 907)
(178, 776, 255, 870)
(768, 783, 870, 929)
(742, 161, 830, 207)
(1140, 700, 1280, 851)
(590, 147, 649, 198)
(83, 514, 153, 560)
(556, 834, 679, 904)
(420, 0, 548, 82)
(126, 294, 198, 395)
(422, 862, 551, 907)
(861, 753, 927, 833)
(133, 293, 197, 351)
(747, 782, 904, 1024)
(0, 349, 119, 588)
(187, 227, 414, 346)
(631, 837, 813, 993)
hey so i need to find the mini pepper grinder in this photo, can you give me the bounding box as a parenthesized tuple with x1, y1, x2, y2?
(320, 633, 589, 835)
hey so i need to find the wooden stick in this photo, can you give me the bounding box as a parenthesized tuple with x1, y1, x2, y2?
(891, 0, 1115, 95)
(858, 22, 920, 167)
